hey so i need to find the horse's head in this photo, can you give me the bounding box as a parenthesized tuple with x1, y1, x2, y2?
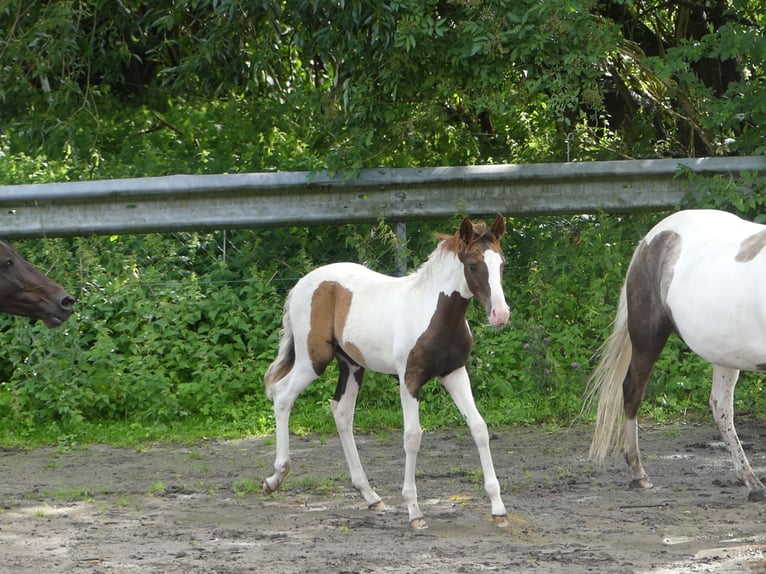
(0, 241, 75, 328)
(457, 214, 510, 327)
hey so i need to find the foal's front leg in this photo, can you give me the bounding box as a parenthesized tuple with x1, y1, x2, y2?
(441, 367, 509, 527)
(399, 381, 427, 529)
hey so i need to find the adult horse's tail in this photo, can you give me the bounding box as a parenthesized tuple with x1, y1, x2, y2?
(264, 292, 296, 400)
(585, 283, 632, 462)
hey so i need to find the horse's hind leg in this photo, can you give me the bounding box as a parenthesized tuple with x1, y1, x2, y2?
(331, 356, 384, 510)
(263, 363, 318, 494)
(710, 365, 766, 500)
(623, 301, 673, 489)
(622, 234, 678, 489)
(622, 333, 671, 489)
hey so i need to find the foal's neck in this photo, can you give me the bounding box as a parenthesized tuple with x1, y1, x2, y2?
(411, 243, 470, 299)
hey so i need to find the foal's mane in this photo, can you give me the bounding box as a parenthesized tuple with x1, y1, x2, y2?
(408, 221, 495, 288)
(436, 221, 494, 253)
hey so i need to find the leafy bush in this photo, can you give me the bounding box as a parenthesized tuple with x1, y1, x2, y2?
(4, 187, 766, 443)
(1, 0, 765, 443)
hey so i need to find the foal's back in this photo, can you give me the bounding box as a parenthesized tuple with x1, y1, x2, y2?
(286, 261, 435, 376)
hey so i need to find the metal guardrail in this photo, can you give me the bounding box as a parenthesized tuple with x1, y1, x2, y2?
(0, 156, 763, 238)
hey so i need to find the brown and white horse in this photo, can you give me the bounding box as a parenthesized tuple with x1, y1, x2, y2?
(0, 240, 74, 327)
(588, 209, 766, 500)
(263, 215, 510, 529)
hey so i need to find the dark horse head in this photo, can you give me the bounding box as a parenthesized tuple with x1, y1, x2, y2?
(0, 241, 74, 328)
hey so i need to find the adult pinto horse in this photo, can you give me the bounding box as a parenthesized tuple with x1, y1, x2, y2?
(263, 215, 510, 529)
(588, 209, 766, 501)
(0, 241, 74, 327)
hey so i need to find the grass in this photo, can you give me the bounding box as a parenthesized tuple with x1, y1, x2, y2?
(147, 481, 167, 495)
(232, 478, 260, 496)
(0, 392, 728, 451)
(0, 406, 407, 449)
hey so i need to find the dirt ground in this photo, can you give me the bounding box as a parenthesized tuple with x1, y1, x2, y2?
(2, 420, 766, 574)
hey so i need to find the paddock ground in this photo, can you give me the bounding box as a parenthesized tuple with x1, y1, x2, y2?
(2, 420, 766, 573)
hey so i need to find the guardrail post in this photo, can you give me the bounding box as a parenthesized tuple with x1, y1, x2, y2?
(394, 221, 407, 276)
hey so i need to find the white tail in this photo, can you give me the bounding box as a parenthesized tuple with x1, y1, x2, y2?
(585, 283, 632, 462)
(264, 292, 296, 400)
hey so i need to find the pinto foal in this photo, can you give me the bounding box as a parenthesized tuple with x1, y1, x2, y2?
(263, 215, 511, 529)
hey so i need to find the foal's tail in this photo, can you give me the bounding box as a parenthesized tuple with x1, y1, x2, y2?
(264, 292, 296, 401)
(585, 283, 632, 463)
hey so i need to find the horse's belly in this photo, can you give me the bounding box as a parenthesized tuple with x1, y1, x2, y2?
(341, 333, 400, 374)
(667, 278, 766, 371)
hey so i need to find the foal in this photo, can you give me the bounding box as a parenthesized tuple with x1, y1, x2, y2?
(263, 215, 510, 529)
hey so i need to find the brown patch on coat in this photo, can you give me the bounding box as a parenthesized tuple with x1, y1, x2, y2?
(307, 281, 351, 374)
(307, 281, 366, 375)
(340, 340, 366, 367)
(403, 292, 472, 399)
(735, 229, 766, 262)
(623, 230, 682, 418)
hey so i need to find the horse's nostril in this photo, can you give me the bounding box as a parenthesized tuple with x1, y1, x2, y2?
(60, 295, 75, 309)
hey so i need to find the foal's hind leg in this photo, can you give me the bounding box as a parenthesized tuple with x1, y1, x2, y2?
(332, 356, 384, 510)
(710, 365, 766, 500)
(263, 363, 318, 494)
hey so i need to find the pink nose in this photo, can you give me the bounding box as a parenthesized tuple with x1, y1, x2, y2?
(489, 304, 510, 326)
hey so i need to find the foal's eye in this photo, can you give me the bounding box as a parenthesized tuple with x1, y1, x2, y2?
(468, 263, 478, 273)
(1, 259, 13, 269)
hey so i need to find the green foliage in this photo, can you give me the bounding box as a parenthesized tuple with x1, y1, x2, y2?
(5, 0, 765, 175)
(1, 0, 766, 444)
(5, 202, 766, 443)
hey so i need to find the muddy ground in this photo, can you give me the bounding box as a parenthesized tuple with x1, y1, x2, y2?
(2, 420, 766, 574)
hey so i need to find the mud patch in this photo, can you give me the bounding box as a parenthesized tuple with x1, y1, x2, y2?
(2, 422, 766, 573)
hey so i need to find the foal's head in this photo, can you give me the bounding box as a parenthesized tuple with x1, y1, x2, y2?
(0, 241, 74, 328)
(447, 214, 510, 327)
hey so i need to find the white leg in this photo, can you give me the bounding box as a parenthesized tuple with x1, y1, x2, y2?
(263, 365, 317, 494)
(332, 364, 384, 510)
(710, 365, 766, 500)
(399, 381, 426, 529)
(624, 416, 652, 489)
(441, 367, 509, 527)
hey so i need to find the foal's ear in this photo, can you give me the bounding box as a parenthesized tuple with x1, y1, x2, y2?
(492, 214, 506, 240)
(459, 216, 474, 244)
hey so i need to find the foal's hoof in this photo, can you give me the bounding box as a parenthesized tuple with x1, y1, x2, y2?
(629, 477, 653, 490)
(368, 501, 386, 512)
(262, 479, 277, 495)
(747, 489, 766, 502)
(492, 514, 510, 528)
(409, 517, 429, 530)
